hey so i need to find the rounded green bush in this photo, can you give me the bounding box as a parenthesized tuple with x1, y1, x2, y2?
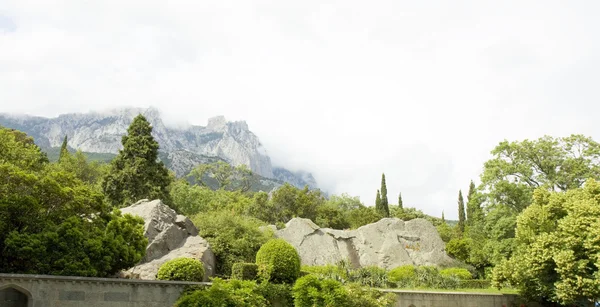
(439, 267, 472, 280)
(255, 239, 301, 284)
(388, 265, 416, 284)
(157, 257, 204, 282)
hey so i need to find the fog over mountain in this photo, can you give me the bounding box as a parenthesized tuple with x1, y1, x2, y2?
(2, 1, 600, 218)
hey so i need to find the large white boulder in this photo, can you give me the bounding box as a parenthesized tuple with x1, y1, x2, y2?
(276, 217, 458, 269)
(120, 199, 215, 281)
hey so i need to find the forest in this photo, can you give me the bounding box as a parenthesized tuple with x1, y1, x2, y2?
(1, 114, 599, 306)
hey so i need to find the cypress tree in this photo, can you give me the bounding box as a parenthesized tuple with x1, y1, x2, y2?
(466, 180, 482, 225)
(441, 210, 445, 223)
(102, 114, 173, 208)
(457, 190, 466, 233)
(58, 135, 69, 162)
(380, 173, 389, 217)
(398, 192, 403, 209)
(375, 189, 382, 214)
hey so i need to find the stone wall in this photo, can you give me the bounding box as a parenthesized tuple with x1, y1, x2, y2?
(0, 273, 209, 307)
(383, 289, 532, 307)
(1, 273, 534, 307)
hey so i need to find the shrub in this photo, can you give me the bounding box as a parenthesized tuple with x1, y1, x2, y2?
(349, 266, 389, 288)
(388, 265, 416, 287)
(256, 239, 301, 284)
(231, 262, 258, 281)
(193, 211, 273, 277)
(292, 275, 395, 307)
(175, 278, 267, 307)
(439, 267, 473, 280)
(445, 238, 471, 262)
(256, 281, 294, 307)
(157, 258, 204, 282)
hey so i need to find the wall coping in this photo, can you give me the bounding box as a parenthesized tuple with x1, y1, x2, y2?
(381, 288, 517, 297)
(0, 273, 211, 287)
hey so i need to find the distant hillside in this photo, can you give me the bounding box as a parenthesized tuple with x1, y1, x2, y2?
(0, 107, 318, 191)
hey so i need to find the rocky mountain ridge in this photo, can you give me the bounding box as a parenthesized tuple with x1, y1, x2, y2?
(0, 107, 317, 189)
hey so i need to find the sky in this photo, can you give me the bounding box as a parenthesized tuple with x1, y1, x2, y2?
(1, 1, 600, 219)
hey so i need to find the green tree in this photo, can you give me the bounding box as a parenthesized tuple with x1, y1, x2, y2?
(346, 206, 383, 229)
(466, 180, 482, 226)
(269, 184, 325, 223)
(457, 190, 465, 233)
(0, 127, 146, 276)
(375, 190, 382, 214)
(398, 192, 403, 209)
(102, 115, 173, 207)
(492, 180, 600, 305)
(58, 135, 69, 162)
(380, 173, 389, 217)
(189, 161, 253, 192)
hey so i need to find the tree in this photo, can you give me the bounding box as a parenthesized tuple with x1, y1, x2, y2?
(441, 210, 445, 223)
(466, 180, 482, 226)
(102, 115, 173, 207)
(0, 127, 147, 277)
(375, 189, 382, 214)
(457, 190, 465, 233)
(481, 135, 600, 213)
(58, 135, 69, 162)
(380, 173, 389, 217)
(398, 192, 403, 209)
(492, 179, 600, 305)
(189, 161, 253, 192)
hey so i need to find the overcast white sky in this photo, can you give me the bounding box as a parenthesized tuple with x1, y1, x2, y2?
(1, 1, 599, 219)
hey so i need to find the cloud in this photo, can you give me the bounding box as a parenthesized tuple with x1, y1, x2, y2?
(1, 0, 600, 218)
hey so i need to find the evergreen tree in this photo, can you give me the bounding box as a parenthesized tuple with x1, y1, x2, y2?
(457, 190, 466, 233)
(398, 192, 403, 209)
(466, 180, 482, 226)
(441, 210, 445, 223)
(102, 114, 173, 207)
(375, 189, 382, 213)
(58, 135, 69, 162)
(380, 173, 389, 217)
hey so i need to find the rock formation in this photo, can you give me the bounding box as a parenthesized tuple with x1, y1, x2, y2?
(0, 108, 317, 189)
(275, 218, 459, 269)
(120, 199, 215, 281)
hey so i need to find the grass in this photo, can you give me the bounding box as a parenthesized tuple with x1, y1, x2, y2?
(383, 287, 518, 295)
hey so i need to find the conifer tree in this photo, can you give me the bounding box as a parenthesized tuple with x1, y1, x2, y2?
(380, 173, 389, 217)
(102, 114, 173, 207)
(441, 210, 445, 223)
(466, 180, 482, 226)
(398, 192, 403, 209)
(58, 135, 69, 162)
(457, 190, 466, 233)
(375, 189, 382, 213)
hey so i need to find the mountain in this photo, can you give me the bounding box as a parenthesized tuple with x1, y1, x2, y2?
(0, 107, 317, 190)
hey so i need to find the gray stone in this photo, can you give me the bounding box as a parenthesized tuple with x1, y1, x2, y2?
(120, 199, 215, 281)
(275, 217, 459, 269)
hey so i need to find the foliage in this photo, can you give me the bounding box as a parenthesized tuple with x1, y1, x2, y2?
(387, 265, 416, 286)
(457, 190, 465, 233)
(346, 206, 383, 229)
(268, 183, 326, 223)
(175, 278, 267, 307)
(466, 180, 482, 226)
(492, 179, 600, 305)
(256, 239, 301, 284)
(193, 211, 272, 277)
(0, 127, 147, 277)
(315, 204, 350, 229)
(446, 238, 471, 262)
(157, 258, 204, 282)
(172, 179, 252, 216)
(292, 275, 395, 307)
(102, 114, 173, 208)
(439, 268, 472, 280)
(256, 281, 294, 307)
(375, 190, 382, 215)
(379, 173, 390, 217)
(188, 161, 253, 192)
(398, 192, 403, 209)
(232, 263, 258, 281)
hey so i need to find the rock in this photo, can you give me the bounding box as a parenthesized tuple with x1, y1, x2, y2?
(275, 217, 459, 269)
(0, 108, 318, 189)
(120, 199, 215, 281)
